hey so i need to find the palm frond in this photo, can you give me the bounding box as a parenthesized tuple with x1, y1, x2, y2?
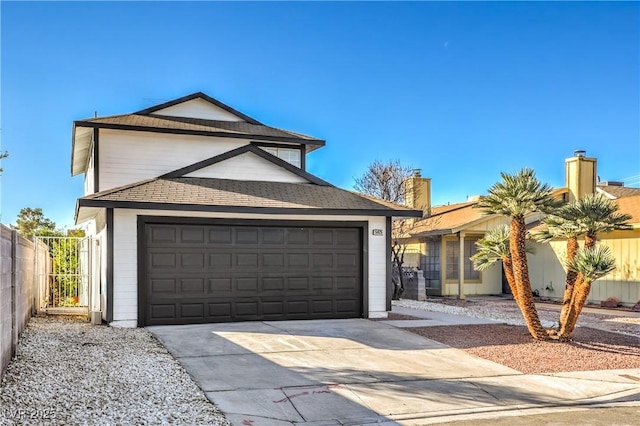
(565, 193, 633, 235)
(566, 245, 616, 283)
(470, 225, 534, 271)
(476, 168, 562, 218)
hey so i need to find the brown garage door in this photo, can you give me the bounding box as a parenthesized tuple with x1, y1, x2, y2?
(139, 222, 362, 325)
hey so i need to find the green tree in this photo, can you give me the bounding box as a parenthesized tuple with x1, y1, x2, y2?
(12, 207, 60, 238)
(476, 168, 562, 340)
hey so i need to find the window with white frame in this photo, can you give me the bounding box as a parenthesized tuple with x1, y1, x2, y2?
(260, 146, 302, 168)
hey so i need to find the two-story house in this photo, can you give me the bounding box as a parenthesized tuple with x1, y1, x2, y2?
(72, 92, 420, 327)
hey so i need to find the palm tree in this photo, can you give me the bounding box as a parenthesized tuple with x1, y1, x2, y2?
(559, 245, 616, 339)
(565, 193, 632, 249)
(536, 194, 631, 335)
(556, 194, 631, 338)
(535, 207, 583, 333)
(477, 168, 562, 340)
(471, 225, 536, 307)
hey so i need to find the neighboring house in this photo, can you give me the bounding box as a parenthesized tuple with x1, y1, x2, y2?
(72, 92, 420, 327)
(400, 151, 640, 306)
(528, 155, 640, 306)
(398, 174, 531, 298)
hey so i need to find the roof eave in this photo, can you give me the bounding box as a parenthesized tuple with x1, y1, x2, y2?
(76, 198, 422, 217)
(72, 120, 325, 146)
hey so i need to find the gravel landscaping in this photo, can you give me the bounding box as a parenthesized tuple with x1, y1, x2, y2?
(394, 298, 640, 337)
(393, 298, 640, 374)
(0, 316, 230, 426)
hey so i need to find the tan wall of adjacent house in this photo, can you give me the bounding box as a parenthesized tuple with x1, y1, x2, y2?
(528, 229, 640, 306)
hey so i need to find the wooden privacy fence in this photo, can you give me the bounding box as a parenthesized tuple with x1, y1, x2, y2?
(0, 225, 46, 380)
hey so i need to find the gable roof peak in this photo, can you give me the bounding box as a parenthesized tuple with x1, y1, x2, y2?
(134, 91, 263, 125)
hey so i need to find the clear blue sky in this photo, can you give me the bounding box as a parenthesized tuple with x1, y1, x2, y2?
(1, 1, 638, 229)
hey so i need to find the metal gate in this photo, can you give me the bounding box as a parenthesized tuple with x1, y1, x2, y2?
(34, 236, 93, 313)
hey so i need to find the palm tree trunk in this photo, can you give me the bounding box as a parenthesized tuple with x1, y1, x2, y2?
(559, 280, 592, 339)
(558, 236, 579, 331)
(510, 217, 547, 340)
(502, 256, 521, 308)
(559, 232, 597, 337)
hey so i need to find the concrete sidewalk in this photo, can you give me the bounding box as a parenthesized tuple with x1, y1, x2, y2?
(149, 314, 640, 425)
(381, 305, 504, 328)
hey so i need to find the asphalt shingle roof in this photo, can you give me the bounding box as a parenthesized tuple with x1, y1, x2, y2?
(597, 185, 640, 199)
(78, 177, 421, 216)
(404, 202, 490, 237)
(76, 114, 323, 143)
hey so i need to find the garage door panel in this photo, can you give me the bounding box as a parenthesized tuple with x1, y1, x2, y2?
(263, 253, 284, 268)
(143, 223, 362, 325)
(287, 229, 310, 244)
(150, 304, 176, 320)
(209, 227, 232, 244)
(236, 253, 259, 268)
(263, 229, 285, 244)
(312, 253, 334, 268)
(150, 226, 177, 243)
(236, 277, 259, 292)
(181, 253, 205, 268)
(236, 301, 260, 317)
(180, 278, 205, 293)
(180, 303, 205, 319)
(208, 302, 232, 318)
(209, 253, 232, 268)
(150, 252, 176, 269)
(236, 228, 259, 244)
(288, 277, 310, 291)
(311, 229, 333, 244)
(288, 253, 310, 268)
(209, 278, 232, 293)
(150, 279, 176, 293)
(180, 227, 205, 243)
(263, 277, 285, 291)
(312, 277, 333, 290)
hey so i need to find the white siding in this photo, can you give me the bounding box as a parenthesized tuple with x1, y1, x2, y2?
(153, 98, 244, 121)
(99, 129, 248, 191)
(185, 152, 309, 183)
(110, 209, 388, 327)
(84, 145, 95, 196)
(367, 216, 388, 318)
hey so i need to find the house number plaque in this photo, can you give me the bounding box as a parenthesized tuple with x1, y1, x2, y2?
(372, 229, 383, 236)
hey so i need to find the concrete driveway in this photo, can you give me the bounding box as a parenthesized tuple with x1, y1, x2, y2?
(149, 319, 640, 425)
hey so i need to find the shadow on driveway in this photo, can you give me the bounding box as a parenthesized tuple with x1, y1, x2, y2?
(149, 319, 640, 425)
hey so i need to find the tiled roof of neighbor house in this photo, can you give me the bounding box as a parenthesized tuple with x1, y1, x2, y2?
(75, 114, 323, 143)
(597, 185, 640, 199)
(77, 177, 422, 217)
(615, 194, 640, 224)
(406, 201, 491, 237)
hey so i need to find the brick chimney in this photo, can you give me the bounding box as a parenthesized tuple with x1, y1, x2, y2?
(565, 150, 597, 202)
(403, 170, 431, 217)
